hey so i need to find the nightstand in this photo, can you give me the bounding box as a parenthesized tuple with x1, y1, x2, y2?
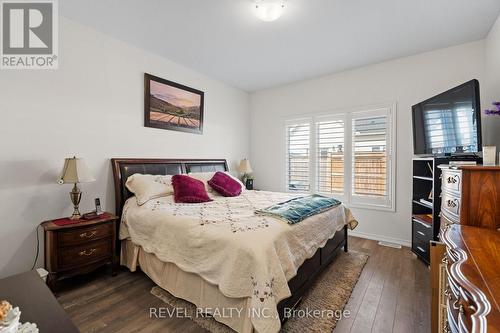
(41, 213, 119, 291)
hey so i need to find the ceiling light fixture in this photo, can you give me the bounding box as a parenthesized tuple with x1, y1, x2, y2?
(254, 0, 285, 22)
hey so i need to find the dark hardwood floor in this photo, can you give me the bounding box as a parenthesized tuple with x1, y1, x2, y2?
(56, 236, 430, 333)
(333, 237, 430, 333)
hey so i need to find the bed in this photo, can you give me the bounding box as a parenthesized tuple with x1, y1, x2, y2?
(111, 158, 356, 333)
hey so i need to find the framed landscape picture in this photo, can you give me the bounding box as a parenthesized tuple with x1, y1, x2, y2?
(144, 73, 204, 134)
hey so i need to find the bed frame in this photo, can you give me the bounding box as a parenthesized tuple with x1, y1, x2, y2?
(111, 158, 348, 322)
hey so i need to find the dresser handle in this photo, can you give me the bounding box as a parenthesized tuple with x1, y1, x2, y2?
(447, 199, 458, 208)
(444, 287, 452, 300)
(447, 175, 459, 184)
(416, 246, 426, 253)
(452, 298, 465, 314)
(417, 231, 425, 237)
(78, 248, 97, 256)
(79, 231, 97, 238)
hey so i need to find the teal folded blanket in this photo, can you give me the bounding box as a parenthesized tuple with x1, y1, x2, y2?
(256, 194, 341, 224)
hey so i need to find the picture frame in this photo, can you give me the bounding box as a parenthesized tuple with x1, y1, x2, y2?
(144, 73, 204, 134)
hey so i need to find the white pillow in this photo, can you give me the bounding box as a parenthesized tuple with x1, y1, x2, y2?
(188, 171, 246, 192)
(125, 174, 174, 205)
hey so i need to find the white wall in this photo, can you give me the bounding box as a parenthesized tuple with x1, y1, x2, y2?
(250, 41, 486, 246)
(484, 14, 500, 148)
(0, 18, 250, 277)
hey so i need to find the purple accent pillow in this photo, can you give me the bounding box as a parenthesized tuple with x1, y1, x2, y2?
(208, 172, 242, 197)
(171, 175, 212, 203)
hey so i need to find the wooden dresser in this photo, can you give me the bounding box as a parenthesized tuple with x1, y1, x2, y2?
(439, 165, 500, 231)
(441, 225, 500, 333)
(431, 165, 500, 332)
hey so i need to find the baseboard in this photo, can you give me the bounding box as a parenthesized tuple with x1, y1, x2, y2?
(348, 230, 411, 248)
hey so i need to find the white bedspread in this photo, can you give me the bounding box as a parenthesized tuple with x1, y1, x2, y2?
(121, 190, 357, 333)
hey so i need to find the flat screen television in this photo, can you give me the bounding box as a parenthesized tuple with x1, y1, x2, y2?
(412, 79, 482, 156)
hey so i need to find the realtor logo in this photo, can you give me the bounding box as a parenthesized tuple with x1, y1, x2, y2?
(1, 0, 58, 69)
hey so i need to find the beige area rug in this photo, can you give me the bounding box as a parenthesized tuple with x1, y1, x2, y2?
(151, 251, 368, 333)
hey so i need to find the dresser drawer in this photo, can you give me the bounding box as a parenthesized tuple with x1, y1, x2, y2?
(412, 219, 433, 241)
(440, 213, 457, 234)
(441, 192, 460, 219)
(58, 223, 113, 246)
(59, 239, 112, 269)
(441, 169, 462, 194)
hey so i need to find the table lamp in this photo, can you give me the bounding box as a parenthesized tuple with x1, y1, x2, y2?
(58, 157, 96, 220)
(238, 159, 253, 190)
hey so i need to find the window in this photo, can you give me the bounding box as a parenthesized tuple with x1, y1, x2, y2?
(284, 106, 395, 211)
(316, 116, 345, 195)
(285, 119, 311, 192)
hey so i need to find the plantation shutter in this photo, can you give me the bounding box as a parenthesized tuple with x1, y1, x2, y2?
(351, 109, 391, 206)
(284, 105, 394, 210)
(285, 120, 311, 192)
(316, 116, 345, 195)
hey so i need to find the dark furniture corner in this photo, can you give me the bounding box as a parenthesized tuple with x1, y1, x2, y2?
(0, 270, 79, 333)
(42, 213, 119, 291)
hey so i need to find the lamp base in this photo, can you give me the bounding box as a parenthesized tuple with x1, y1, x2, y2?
(69, 183, 82, 220)
(70, 210, 82, 220)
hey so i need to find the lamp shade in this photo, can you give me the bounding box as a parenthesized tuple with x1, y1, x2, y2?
(238, 159, 253, 174)
(58, 157, 95, 184)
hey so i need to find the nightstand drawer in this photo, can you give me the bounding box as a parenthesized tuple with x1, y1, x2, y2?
(59, 239, 112, 269)
(59, 223, 113, 246)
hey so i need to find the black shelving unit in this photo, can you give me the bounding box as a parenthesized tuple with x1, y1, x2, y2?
(411, 156, 483, 264)
(411, 157, 450, 264)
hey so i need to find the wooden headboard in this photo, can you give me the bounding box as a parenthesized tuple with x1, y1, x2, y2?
(111, 158, 228, 216)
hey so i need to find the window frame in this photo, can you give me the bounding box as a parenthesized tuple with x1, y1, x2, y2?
(283, 103, 396, 212)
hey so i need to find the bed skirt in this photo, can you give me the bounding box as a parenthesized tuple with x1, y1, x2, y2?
(121, 239, 254, 333)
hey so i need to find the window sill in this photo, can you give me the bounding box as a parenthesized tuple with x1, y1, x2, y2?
(345, 202, 396, 212)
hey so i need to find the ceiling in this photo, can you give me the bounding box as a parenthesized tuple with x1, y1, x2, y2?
(60, 0, 500, 92)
